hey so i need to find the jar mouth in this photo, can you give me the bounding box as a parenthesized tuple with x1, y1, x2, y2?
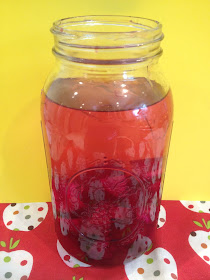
(51, 15, 161, 34)
(51, 15, 163, 49)
(51, 15, 163, 65)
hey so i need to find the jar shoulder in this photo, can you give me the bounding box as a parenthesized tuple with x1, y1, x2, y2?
(43, 74, 171, 112)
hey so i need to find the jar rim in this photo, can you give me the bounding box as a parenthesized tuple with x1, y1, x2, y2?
(51, 15, 162, 37)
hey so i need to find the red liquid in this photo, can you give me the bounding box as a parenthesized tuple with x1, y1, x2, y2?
(41, 78, 173, 266)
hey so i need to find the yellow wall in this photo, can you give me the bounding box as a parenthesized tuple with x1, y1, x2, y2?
(0, 0, 210, 203)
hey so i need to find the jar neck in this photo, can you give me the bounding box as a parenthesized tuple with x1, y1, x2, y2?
(54, 57, 161, 82)
(51, 16, 164, 68)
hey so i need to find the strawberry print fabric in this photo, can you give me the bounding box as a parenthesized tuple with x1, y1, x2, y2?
(0, 201, 209, 280)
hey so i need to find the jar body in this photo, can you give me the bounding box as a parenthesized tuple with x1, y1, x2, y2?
(41, 16, 173, 266)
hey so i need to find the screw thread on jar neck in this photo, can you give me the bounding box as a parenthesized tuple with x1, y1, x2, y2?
(51, 15, 164, 66)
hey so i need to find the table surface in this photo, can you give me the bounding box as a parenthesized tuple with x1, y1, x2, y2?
(0, 200, 210, 280)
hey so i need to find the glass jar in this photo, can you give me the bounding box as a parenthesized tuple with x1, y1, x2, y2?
(41, 15, 173, 266)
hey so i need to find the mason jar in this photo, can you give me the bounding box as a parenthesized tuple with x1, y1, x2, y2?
(41, 15, 173, 266)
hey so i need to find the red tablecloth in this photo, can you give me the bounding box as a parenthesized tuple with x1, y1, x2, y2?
(0, 201, 209, 280)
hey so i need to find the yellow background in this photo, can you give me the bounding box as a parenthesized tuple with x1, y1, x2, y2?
(0, 0, 210, 203)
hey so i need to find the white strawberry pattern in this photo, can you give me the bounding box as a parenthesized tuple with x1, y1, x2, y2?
(79, 235, 106, 261)
(180, 200, 210, 214)
(124, 234, 152, 263)
(157, 205, 166, 229)
(3, 203, 48, 231)
(189, 218, 210, 265)
(0, 238, 33, 280)
(57, 240, 91, 268)
(124, 247, 178, 280)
